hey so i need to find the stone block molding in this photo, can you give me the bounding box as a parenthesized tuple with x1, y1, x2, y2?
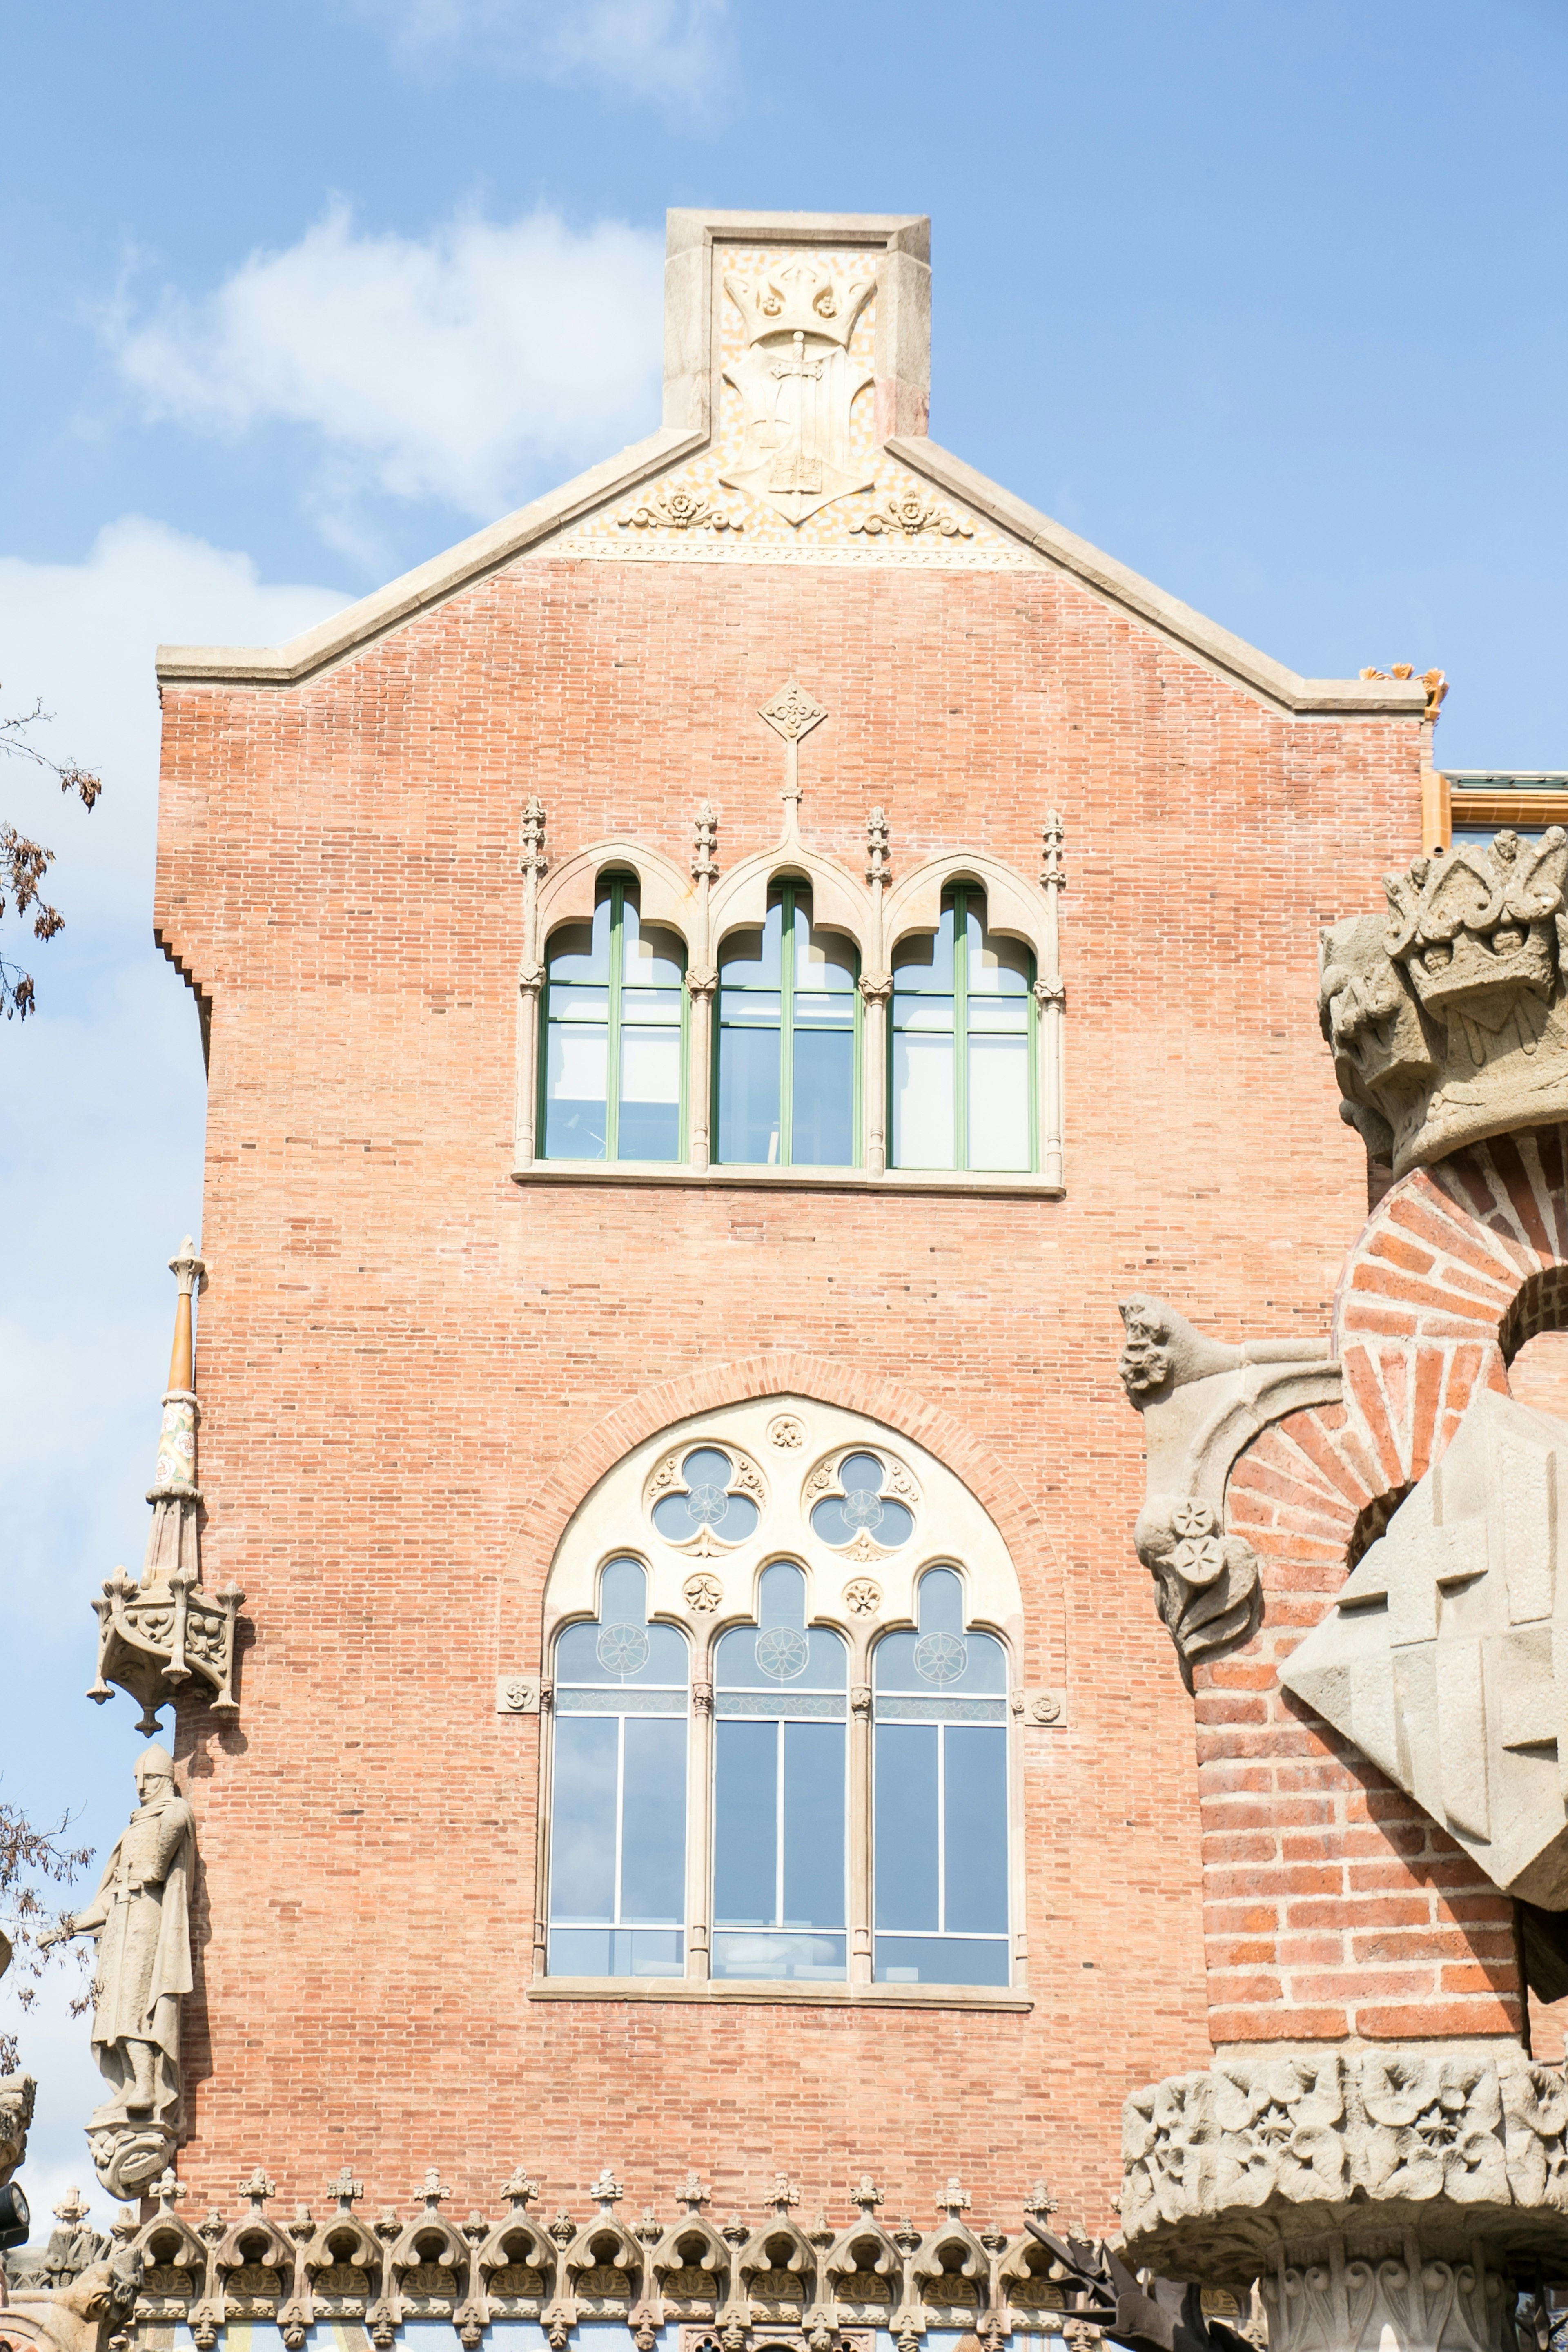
(1191, 1126, 1568, 2048)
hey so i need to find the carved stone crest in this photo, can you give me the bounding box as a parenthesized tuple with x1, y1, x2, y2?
(720, 262, 877, 525)
(1321, 829, 1568, 1173)
(1282, 1382, 1568, 1906)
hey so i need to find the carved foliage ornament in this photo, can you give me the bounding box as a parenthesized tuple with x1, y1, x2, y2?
(1116, 1296, 1341, 1690)
(850, 491, 973, 543)
(1321, 827, 1568, 1175)
(1120, 2052, 1568, 2279)
(619, 486, 743, 535)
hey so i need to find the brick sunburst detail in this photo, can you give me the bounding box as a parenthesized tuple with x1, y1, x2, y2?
(1205, 1127, 1568, 2052)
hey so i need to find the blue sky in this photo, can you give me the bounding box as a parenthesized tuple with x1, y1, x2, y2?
(2, 0, 1567, 2230)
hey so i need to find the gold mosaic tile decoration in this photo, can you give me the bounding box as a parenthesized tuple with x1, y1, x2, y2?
(541, 245, 1042, 573)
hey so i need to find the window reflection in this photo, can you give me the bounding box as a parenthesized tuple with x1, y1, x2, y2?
(548, 1557, 689, 1978)
(543, 878, 685, 1163)
(872, 1566, 1009, 1985)
(712, 1562, 848, 1980)
(810, 1449, 915, 1550)
(715, 884, 858, 1167)
(891, 890, 1032, 1173)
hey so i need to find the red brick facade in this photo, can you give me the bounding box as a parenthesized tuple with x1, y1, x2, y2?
(146, 527, 1456, 2241)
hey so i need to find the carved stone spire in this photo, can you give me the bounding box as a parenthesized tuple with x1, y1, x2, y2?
(88, 1238, 244, 1732)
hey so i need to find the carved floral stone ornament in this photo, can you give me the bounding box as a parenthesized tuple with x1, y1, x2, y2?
(1117, 1295, 1341, 1690)
(88, 1238, 244, 1732)
(1118, 2051, 1568, 2348)
(720, 261, 877, 525)
(1320, 828, 1568, 1176)
(850, 490, 973, 542)
(618, 486, 743, 534)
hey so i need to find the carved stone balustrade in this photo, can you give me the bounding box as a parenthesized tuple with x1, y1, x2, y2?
(1119, 2054, 1568, 2352)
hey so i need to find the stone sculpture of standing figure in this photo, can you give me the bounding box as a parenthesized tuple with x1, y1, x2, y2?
(43, 1743, 194, 2198)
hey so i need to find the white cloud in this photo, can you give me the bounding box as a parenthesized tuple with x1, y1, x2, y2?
(113, 205, 666, 548)
(0, 520, 345, 2224)
(349, 0, 728, 103)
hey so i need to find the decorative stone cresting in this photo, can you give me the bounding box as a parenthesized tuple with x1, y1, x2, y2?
(42, 2170, 1086, 2352)
(1321, 829, 1568, 1178)
(1117, 1295, 1341, 1689)
(1120, 2053, 1568, 2347)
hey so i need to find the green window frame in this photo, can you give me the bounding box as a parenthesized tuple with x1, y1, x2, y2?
(713, 880, 861, 1168)
(540, 875, 688, 1164)
(889, 885, 1036, 1173)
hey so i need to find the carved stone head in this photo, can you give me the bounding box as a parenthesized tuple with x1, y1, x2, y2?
(1116, 1298, 1174, 1399)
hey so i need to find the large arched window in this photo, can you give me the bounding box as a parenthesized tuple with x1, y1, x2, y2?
(713, 1562, 847, 1980)
(872, 1566, 1010, 1984)
(541, 877, 686, 1163)
(890, 888, 1033, 1172)
(547, 1557, 689, 1977)
(715, 883, 858, 1167)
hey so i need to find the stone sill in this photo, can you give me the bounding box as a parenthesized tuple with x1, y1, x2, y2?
(527, 1977, 1033, 2010)
(511, 1162, 1065, 1199)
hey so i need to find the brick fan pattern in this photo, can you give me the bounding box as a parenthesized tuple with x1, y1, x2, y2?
(1209, 1128, 1568, 2052)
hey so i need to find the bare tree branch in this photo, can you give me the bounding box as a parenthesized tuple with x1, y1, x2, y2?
(0, 1800, 94, 2073)
(0, 685, 103, 1019)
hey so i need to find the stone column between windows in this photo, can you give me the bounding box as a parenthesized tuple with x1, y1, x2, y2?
(861, 807, 892, 1178)
(1036, 811, 1065, 1190)
(686, 1633, 715, 1980)
(530, 1675, 555, 1980)
(514, 796, 548, 1168)
(848, 1624, 874, 1985)
(687, 801, 719, 1171)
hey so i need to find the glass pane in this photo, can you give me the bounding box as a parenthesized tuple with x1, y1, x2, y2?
(711, 1931, 846, 1981)
(759, 1561, 806, 1625)
(892, 1032, 955, 1169)
(555, 1612, 688, 1688)
(874, 1723, 939, 1931)
(602, 1558, 647, 1621)
(792, 1026, 854, 1167)
(623, 904, 684, 989)
(874, 1626, 1006, 1698)
(621, 987, 683, 1024)
(620, 1716, 687, 1923)
(891, 907, 956, 992)
(944, 1726, 1008, 1933)
(783, 1722, 845, 1928)
(619, 1024, 681, 1162)
(918, 1567, 964, 1632)
(715, 1719, 777, 1925)
(966, 910, 1030, 995)
(543, 1022, 608, 1161)
(796, 915, 857, 994)
(653, 1488, 760, 1543)
(547, 898, 611, 984)
(811, 1494, 913, 1548)
(718, 901, 783, 988)
(716, 1021, 782, 1164)
(716, 1622, 846, 1690)
(968, 1034, 1029, 1171)
(549, 1926, 683, 1978)
(549, 1716, 618, 1922)
(873, 1934, 1008, 1986)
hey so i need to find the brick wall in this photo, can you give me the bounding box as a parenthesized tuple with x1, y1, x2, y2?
(154, 549, 1430, 2233)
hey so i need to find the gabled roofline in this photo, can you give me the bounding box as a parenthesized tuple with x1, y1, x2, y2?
(156, 204, 1428, 720)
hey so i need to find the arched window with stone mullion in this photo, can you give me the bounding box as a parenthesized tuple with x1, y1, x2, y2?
(890, 887, 1034, 1172)
(711, 1561, 849, 1980)
(547, 1558, 690, 1978)
(541, 876, 686, 1163)
(871, 1566, 1010, 1984)
(714, 882, 859, 1168)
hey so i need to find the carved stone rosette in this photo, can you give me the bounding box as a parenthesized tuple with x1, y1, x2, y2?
(87, 1240, 244, 1732)
(1321, 828, 1568, 1176)
(1120, 2055, 1568, 2352)
(1117, 1296, 1341, 1690)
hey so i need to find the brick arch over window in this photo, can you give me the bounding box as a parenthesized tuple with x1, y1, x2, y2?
(1203, 1131, 1568, 2048)
(498, 1351, 1065, 1683)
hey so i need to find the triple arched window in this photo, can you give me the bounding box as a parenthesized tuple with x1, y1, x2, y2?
(544, 1547, 1013, 1990)
(536, 874, 1048, 1177)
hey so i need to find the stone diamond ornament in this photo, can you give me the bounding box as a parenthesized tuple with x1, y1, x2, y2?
(1282, 1384, 1568, 1906)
